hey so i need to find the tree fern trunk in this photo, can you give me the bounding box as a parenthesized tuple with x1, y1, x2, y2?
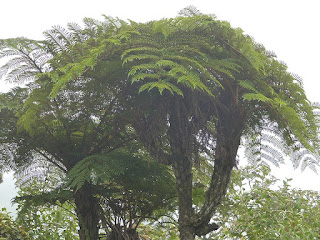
(172, 154, 195, 240)
(74, 181, 99, 240)
(169, 97, 196, 240)
(172, 156, 196, 240)
(195, 89, 245, 235)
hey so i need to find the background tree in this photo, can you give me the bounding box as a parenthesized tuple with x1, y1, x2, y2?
(210, 165, 320, 239)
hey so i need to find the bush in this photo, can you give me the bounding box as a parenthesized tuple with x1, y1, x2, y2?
(0, 208, 29, 240)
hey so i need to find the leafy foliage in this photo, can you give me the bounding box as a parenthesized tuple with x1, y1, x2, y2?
(15, 178, 78, 240)
(138, 222, 179, 240)
(212, 165, 320, 239)
(0, 208, 29, 240)
(10, 160, 78, 240)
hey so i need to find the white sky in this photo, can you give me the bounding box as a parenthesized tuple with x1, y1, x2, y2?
(1, 0, 320, 214)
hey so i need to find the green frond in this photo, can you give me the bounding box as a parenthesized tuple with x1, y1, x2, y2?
(138, 80, 184, 96)
(101, 37, 121, 46)
(131, 73, 161, 83)
(67, 150, 175, 194)
(274, 102, 313, 152)
(67, 152, 126, 191)
(0, 87, 26, 112)
(238, 80, 259, 93)
(242, 93, 271, 102)
(207, 58, 241, 79)
(173, 45, 209, 61)
(164, 54, 222, 87)
(49, 42, 105, 97)
(176, 74, 208, 93)
(14, 188, 73, 214)
(127, 63, 157, 77)
(155, 59, 177, 68)
(151, 19, 177, 38)
(121, 47, 161, 60)
(122, 54, 160, 65)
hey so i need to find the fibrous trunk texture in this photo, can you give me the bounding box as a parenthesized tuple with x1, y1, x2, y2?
(195, 89, 245, 236)
(74, 181, 100, 240)
(168, 98, 196, 240)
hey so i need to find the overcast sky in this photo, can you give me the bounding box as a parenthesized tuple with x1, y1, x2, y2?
(1, 0, 320, 215)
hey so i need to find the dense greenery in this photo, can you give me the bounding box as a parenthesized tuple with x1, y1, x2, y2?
(15, 170, 79, 240)
(8, 165, 320, 240)
(0, 208, 30, 240)
(1, 6, 319, 240)
(213, 165, 320, 239)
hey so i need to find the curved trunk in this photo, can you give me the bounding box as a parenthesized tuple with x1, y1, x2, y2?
(74, 181, 100, 240)
(195, 90, 245, 236)
(195, 132, 241, 235)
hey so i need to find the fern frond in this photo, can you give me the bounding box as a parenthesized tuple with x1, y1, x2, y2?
(122, 54, 160, 65)
(206, 59, 241, 79)
(178, 5, 202, 17)
(127, 63, 157, 77)
(67, 152, 128, 191)
(243, 93, 271, 102)
(67, 22, 87, 42)
(121, 47, 162, 60)
(14, 188, 73, 214)
(139, 81, 183, 96)
(163, 54, 221, 87)
(49, 42, 105, 97)
(131, 73, 161, 83)
(0, 38, 51, 83)
(238, 80, 260, 93)
(44, 25, 73, 52)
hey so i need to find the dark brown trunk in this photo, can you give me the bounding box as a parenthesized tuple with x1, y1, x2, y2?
(168, 98, 196, 240)
(172, 155, 195, 240)
(195, 139, 240, 235)
(74, 181, 100, 240)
